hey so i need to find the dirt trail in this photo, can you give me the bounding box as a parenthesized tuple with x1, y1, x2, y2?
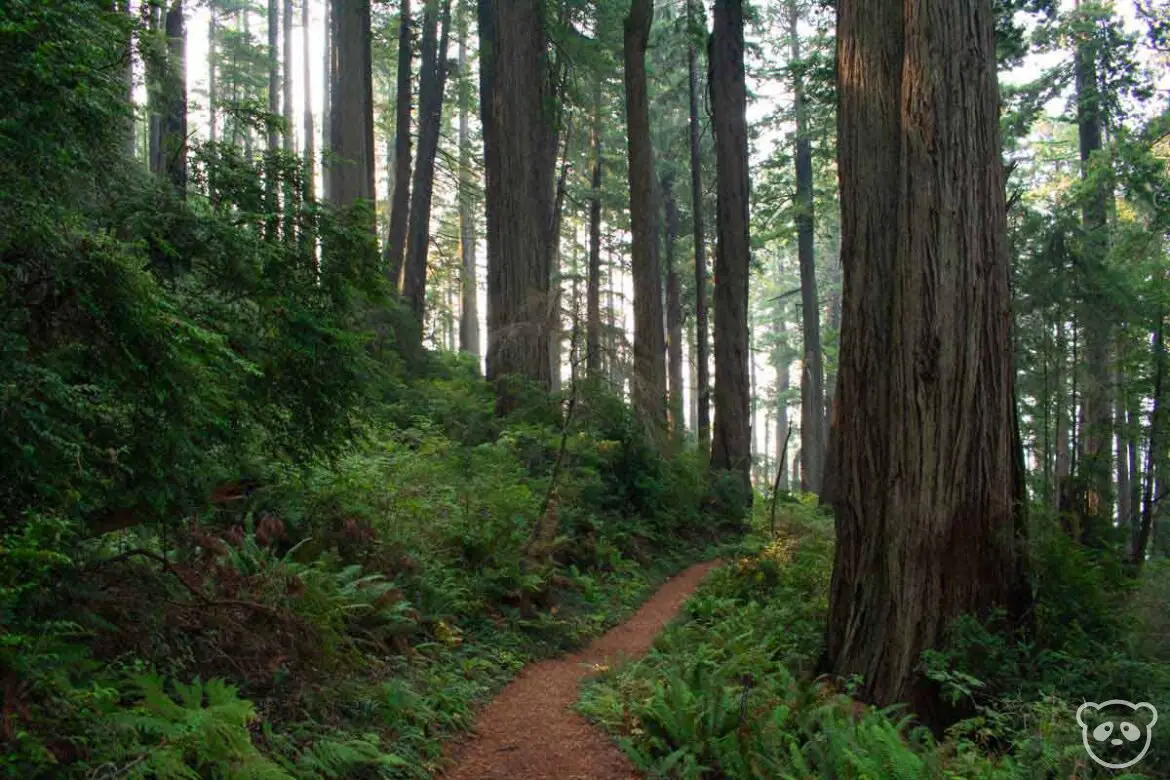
(441, 560, 720, 780)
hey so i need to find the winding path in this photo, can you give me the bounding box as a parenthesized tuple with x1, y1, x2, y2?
(441, 560, 720, 780)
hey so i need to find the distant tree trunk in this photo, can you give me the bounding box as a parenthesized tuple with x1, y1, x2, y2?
(243, 10, 254, 158)
(266, 0, 280, 235)
(207, 9, 217, 146)
(688, 0, 711, 455)
(321, 0, 332, 202)
(776, 339, 790, 490)
(384, 0, 413, 285)
(302, 0, 315, 202)
(709, 0, 752, 495)
(624, 0, 667, 440)
(1117, 338, 1131, 542)
(790, 0, 825, 494)
(688, 326, 699, 431)
(1075, 1, 1113, 531)
(404, 0, 453, 330)
(457, 0, 479, 360)
(328, 0, 376, 212)
(478, 0, 556, 411)
(161, 0, 187, 195)
(1054, 320, 1072, 511)
(825, 0, 1028, 727)
(548, 124, 573, 394)
(1135, 315, 1166, 566)
(586, 81, 604, 379)
(1128, 388, 1142, 549)
(147, 3, 163, 174)
(282, 0, 293, 151)
(664, 173, 684, 438)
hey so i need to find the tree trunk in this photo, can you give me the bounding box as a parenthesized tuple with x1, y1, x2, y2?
(266, 0, 280, 235)
(1135, 313, 1166, 567)
(384, 0, 413, 285)
(403, 0, 453, 329)
(664, 173, 684, 438)
(321, 0, 332, 202)
(688, 0, 711, 455)
(1054, 320, 1071, 511)
(328, 0, 376, 212)
(1075, 0, 1113, 531)
(1117, 337, 1131, 545)
(478, 0, 556, 411)
(457, 0, 479, 360)
(207, 8, 217, 146)
(709, 0, 752, 496)
(776, 337, 790, 490)
(624, 0, 667, 439)
(586, 80, 604, 379)
(790, 0, 825, 494)
(302, 0, 315, 203)
(283, 0, 293, 151)
(147, 3, 162, 174)
(162, 0, 187, 195)
(825, 0, 1027, 727)
(548, 123, 573, 394)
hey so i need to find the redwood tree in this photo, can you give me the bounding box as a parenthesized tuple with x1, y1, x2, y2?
(327, 0, 375, 210)
(825, 0, 1028, 723)
(709, 0, 751, 494)
(384, 0, 414, 287)
(478, 0, 557, 410)
(624, 0, 667, 437)
(688, 0, 710, 455)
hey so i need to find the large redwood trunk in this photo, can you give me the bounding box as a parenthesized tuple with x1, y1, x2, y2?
(624, 0, 667, 439)
(709, 0, 752, 495)
(664, 173, 685, 438)
(327, 0, 376, 211)
(825, 0, 1027, 725)
(478, 0, 556, 411)
(688, 0, 710, 455)
(457, 1, 479, 360)
(403, 0, 453, 331)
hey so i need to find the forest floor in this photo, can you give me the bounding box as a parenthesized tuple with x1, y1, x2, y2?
(440, 559, 721, 780)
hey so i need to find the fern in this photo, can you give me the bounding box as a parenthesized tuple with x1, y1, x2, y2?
(111, 674, 291, 779)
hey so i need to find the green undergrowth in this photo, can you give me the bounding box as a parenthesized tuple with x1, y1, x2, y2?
(579, 496, 1170, 779)
(2, 357, 742, 779)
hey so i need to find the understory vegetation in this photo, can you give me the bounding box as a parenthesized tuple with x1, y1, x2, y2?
(580, 499, 1170, 779)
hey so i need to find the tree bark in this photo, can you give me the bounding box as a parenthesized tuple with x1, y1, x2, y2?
(162, 0, 187, 195)
(384, 0, 413, 285)
(283, 0, 293, 151)
(586, 80, 604, 379)
(327, 0, 376, 212)
(624, 0, 667, 439)
(1075, 0, 1113, 530)
(709, 0, 752, 496)
(688, 0, 711, 455)
(321, 0, 332, 202)
(148, 3, 163, 173)
(266, 0, 280, 234)
(457, 0, 479, 360)
(664, 173, 684, 438)
(478, 0, 556, 411)
(825, 0, 1027, 727)
(790, 0, 825, 494)
(302, 0, 315, 203)
(403, 0, 453, 329)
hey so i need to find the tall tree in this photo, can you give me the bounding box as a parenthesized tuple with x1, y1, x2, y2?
(457, 0, 479, 359)
(282, 0, 293, 152)
(403, 0, 453, 329)
(624, 0, 667, 438)
(207, 7, 217, 146)
(328, 0, 376, 210)
(586, 80, 604, 379)
(384, 0, 414, 288)
(825, 0, 1028, 723)
(478, 0, 557, 410)
(789, 0, 825, 494)
(161, 0, 187, 194)
(688, 0, 711, 455)
(321, 0, 332, 202)
(302, 0, 315, 202)
(709, 0, 752, 494)
(1074, 0, 1114, 532)
(664, 172, 684, 437)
